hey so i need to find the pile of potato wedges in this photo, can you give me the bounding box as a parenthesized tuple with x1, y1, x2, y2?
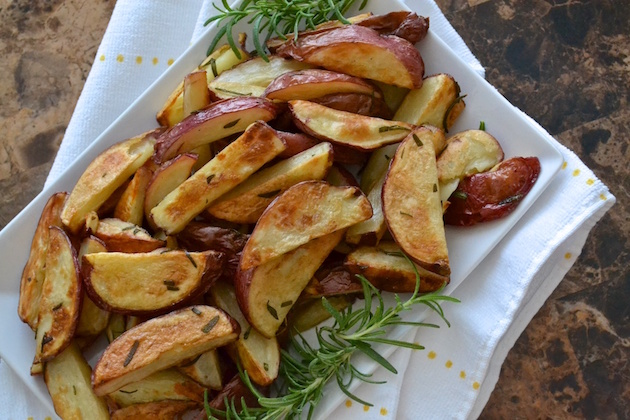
(17, 11, 540, 419)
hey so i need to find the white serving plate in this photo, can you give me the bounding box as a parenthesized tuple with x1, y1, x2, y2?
(0, 0, 563, 417)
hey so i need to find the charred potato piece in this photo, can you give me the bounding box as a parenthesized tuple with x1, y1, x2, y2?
(444, 157, 541, 226)
(82, 250, 224, 316)
(61, 129, 159, 233)
(34, 226, 82, 363)
(289, 100, 414, 151)
(151, 121, 287, 234)
(382, 127, 450, 276)
(19, 192, 67, 330)
(344, 242, 449, 293)
(92, 305, 239, 395)
(240, 180, 372, 271)
(44, 342, 110, 419)
(236, 230, 345, 338)
(274, 25, 424, 89)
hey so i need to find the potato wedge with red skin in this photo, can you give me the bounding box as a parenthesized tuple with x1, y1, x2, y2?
(34, 226, 82, 363)
(326, 164, 359, 187)
(382, 127, 450, 276)
(144, 153, 197, 228)
(183, 70, 211, 115)
(92, 305, 239, 396)
(274, 25, 424, 89)
(240, 181, 372, 271)
(289, 100, 414, 152)
(19, 192, 67, 330)
(444, 157, 541, 226)
(356, 11, 429, 44)
(177, 349, 224, 390)
(151, 121, 287, 234)
(154, 97, 279, 163)
(276, 131, 368, 165)
(93, 218, 165, 253)
(263, 69, 382, 102)
(205, 374, 263, 412)
(346, 166, 387, 246)
(114, 165, 153, 226)
(211, 55, 314, 88)
(345, 242, 449, 293)
(76, 236, 110, 338)
(437, 129, 504, 206)
(207, 142, 333, 224)
(82, 250, 224, 316)
(111, 400, 201, 420)
(44, 342, 110, 419)
(312, 92, 393, 119)
(210, 281, 280, 386)
(236, 230, 345, 338)
(62, 129, 159, 233)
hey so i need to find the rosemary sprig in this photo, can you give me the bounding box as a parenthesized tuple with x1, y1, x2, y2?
(204, 0, 368, 61)
(206, 255, 459, 419)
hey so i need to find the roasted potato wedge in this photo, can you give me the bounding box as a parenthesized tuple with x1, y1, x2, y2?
(183, 70, 211, 115)
(76, 236, 110, 338)
(108, 368, 206, 407)
(210, 281, 280, 386)
(312, 92, 393, 119)
(444, 157, 541, 226)
(437, 129, 504, 206)
(285, 295, 355, 335)
(151, 121, 287, 234)
(19, 192, 67, 329)
(211, 55, 314, 88)
(274, 25, 424, 89)
(34, 226, 82, 363)
(263, 69, 382, 101)
(394, 73, 466, 132)
(114, 165, 153, 226)
(61, 129, 159, 233)
(240, 180, 372, 271)
(94, 218, 165, 253)
(82, 250, 224, 316)
(382, 127, 450, 276)
(207, 142, 333, 224)
(92, 305, 239, 395)
(236, 230, 345, 338)
(346, 166, 387, 246)
(206, 374, 262, 412)
(289, 99, 413, 151)
(344, 242, 449, 293)
(111, 400, 200, 420)
(209, 81, 267, 100)
(356, 11, 429, 44)
(154, 97, 280, 162)
(178, 349, 223, 390)
(44, 342, 109, 419)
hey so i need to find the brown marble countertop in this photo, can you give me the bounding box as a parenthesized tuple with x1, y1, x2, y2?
(1, 0, 627, 418)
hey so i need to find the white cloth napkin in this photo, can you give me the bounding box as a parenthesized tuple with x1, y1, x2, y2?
(2, 0, 614, 418)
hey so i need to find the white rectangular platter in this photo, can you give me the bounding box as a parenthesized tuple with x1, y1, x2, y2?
(0, 0, 563, 417)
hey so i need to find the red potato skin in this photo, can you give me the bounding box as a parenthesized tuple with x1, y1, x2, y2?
(154, 97, 279, 163)
(444, 157, 541, 226)
(357, 11, 430, 44)
(312, 92, 393, 119)
(276, 131, 368, 165)
(274, 25, 424, 89)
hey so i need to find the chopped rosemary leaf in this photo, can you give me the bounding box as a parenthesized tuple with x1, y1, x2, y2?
(243, 327, 251, 340)
(263, 362, 269, 371)
(223, 118, 241, 129)
(166, 285, 180, 292)
(413, 133, 423, 147)
(280, 300, 293, 308)
(121, 225, 135, 231)
(479, 121, 486, 131)
(191, 307, 202, 316)
(123, 340, 140, 367)
(119, 389, 138, 394)
(400, 211, 413, 217)
(52, 302, 63, 311)
(206, 174, 215, 184)
(209, 57, 218, 77)
(41, 334, 53, 351)
(443, 94, 467, 133)
(257, 189, 281, 199)
(379, 125, 411, 133)
(132, 227, 141, 235)
(202, 316, 220, 334)
(266, 301, 278, 320)
(185, 251, 198, 268)
(163, 279, 176, 287)
(453, 190, 468, 200)
(498, 194, 523, 205)
(73, 385, 77, 395)
(215, 87, 251, 96)
(433, 184, 438, 193)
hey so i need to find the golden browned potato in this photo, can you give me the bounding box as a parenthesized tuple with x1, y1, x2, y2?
(177, 349, 223, 390)
(114, 165, 153, 226)
(92, 305, 239, 395)
(93, 218, 165, 253)
(382, 127, 450, 276)
(18, 191, 67, 330)
(110, 400, 201, 420)
(274, 25, 424, 89)
(82, 250, 224, 316)
(239, 180, 372, 271)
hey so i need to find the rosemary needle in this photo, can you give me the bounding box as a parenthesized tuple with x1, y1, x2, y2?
(204, 0, 367, 61)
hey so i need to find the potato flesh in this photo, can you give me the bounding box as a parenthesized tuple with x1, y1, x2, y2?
(114, 165, 153, 226)
(34, 226, 82, 363)
(151, 121, 287, 234)
(290, 99, 413, 151)
(183, 70, 211, 115)
(240, 180, 372, 270)
(382, 128, 450, 276)
(92, 305, 239, 395)
(94, 218, 165, 253)
(44, 342, 110, 420)
(212, 55, 313, 87)
(76, 236, 110, 337)
(83, 250, 223, 314)
(177, 349, 223, 390)
(207, 142, 334, 224)
(19, 192, 67, 329)
(61, 130, 157, 233)
(345, 168, 387, 246)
